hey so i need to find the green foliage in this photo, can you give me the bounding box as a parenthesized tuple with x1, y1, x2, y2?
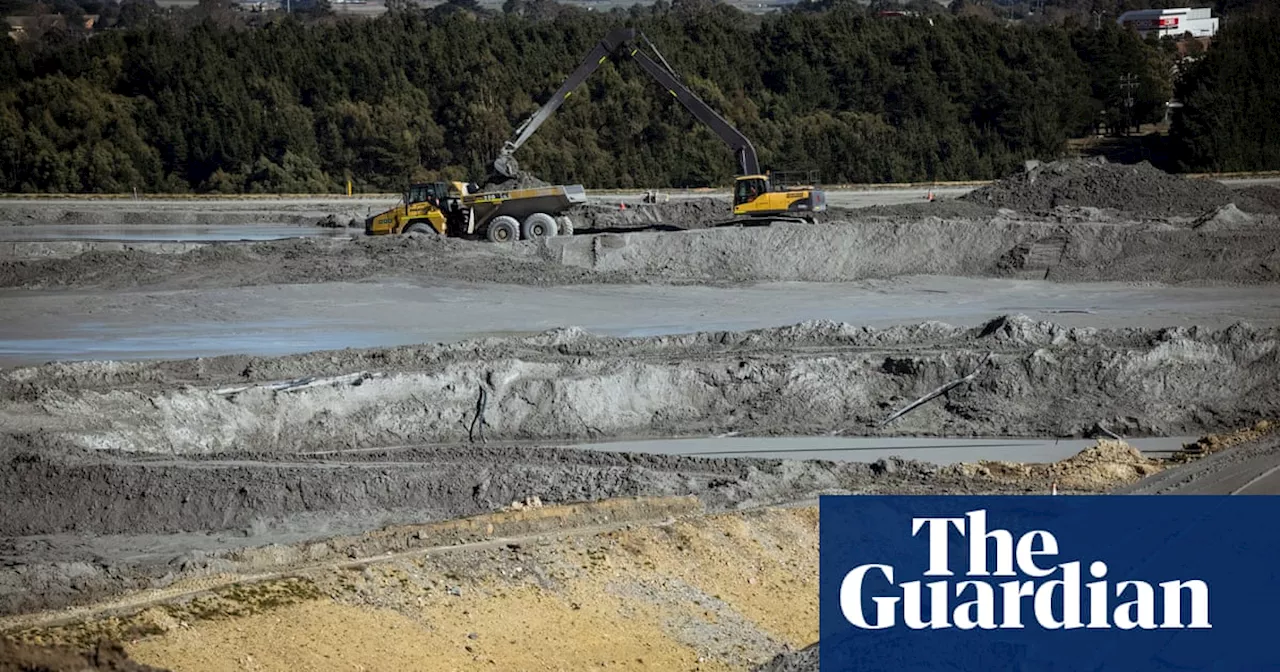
(1169, 7, 1280, 172)
(0, 74, 165, 191)
(1069, 22, 1173, 132)
(0, 1, 1191, 192)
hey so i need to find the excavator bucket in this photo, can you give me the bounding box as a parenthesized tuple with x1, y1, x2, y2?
(493, 152, 520, 179)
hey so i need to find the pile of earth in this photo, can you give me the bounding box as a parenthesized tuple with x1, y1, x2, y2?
(568, 196, 730, 231)
(961, 158, 1273, 217)
(1191, 203, 1266, 231)
(5, 316, 1279, 462)
(6, 212, 1280, 289)
(479, 170, 551, 192)
(958, 439, 1165, 491)
(1170, 419, 1276, 461)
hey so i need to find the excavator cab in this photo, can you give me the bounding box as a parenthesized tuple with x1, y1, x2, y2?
(733, 176, 768, 206)
(733, 171, 825, 222)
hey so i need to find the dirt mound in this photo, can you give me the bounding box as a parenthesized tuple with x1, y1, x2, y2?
(958, 439, 1164, 491)
(5, 210, 1280, 289)
(961, 158, 1271, 217)
(553, 217, 1280, 286)
(836, 200, 998, 221)
(4, 317, 1278, 460)
(1049, 439, 1164, 489)
(0, 639, 167, 671)
(1171, 419, 1277, 461)
(1193, 203, 1256, 230)
(569, 197, 730, 232)
(479, 171, 551, 192)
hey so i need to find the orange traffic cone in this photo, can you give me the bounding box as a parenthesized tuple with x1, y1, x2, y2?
(619, 202, 627, 211)
(927, 189, 935, 202)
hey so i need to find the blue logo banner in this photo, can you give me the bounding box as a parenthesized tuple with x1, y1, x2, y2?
(819, 495, 1280, 671)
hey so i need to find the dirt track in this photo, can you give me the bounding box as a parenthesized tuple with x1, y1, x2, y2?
(3, 161, 1280, 671)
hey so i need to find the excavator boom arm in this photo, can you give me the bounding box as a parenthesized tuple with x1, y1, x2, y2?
(625, 48, 760, 176)
(494, 28, 636, 177)
(493, 28, 760, 179)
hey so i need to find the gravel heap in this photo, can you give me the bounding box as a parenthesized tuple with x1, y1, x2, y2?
(479, 171, 551, 192)
(570, 196, 731, 231)
(962, 158, 1271, 217)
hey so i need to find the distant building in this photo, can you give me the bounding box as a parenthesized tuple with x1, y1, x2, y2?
(1117, 7, 1218, 39)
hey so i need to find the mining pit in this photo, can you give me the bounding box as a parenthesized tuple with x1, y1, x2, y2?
(2, 160, 1280, 671)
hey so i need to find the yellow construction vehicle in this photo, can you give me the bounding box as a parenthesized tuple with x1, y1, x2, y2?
(364, 181, 460, 237)
(365, 181, 586, 241)
(730, 170, 827, 221)
(492, 28, 826, 224)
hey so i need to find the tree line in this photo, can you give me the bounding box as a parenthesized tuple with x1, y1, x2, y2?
(0, 0, 1274, 193)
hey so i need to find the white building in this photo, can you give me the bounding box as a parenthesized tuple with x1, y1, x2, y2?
(1117, 7, 1219, 39)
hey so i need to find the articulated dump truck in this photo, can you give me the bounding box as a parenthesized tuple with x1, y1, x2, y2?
(365, 180, 587, 242)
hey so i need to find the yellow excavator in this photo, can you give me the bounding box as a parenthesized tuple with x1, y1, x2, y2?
(492, 28, 826, 225)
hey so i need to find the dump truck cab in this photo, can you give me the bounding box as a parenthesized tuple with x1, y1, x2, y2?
(365, 181, 470, 236)
(408, 182, 453, 207)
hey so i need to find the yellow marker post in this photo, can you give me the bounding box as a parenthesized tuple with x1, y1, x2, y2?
(347, 179, 352, 197)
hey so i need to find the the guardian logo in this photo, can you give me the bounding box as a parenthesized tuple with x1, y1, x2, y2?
(840, 509, 1211, 631)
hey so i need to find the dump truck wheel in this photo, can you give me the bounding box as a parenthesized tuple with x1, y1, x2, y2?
(404, 222, 434, 235)
(556, 216, 575, 237)
(522, 212, 558, 240)
(487, 216, 519, 243)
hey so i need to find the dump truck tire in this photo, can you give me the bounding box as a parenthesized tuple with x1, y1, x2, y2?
(556, 216, 575, 237)
(404, 222, 434, 235)
(487, 216, 519, 243)
(522, 212, 558, 240)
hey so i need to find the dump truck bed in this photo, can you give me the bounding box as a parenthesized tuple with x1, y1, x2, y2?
(464, 185, 588, 232)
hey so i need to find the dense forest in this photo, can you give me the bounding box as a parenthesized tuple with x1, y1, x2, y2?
(1168, 7, 1280, 173)
(0, 0, 1275, 193)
